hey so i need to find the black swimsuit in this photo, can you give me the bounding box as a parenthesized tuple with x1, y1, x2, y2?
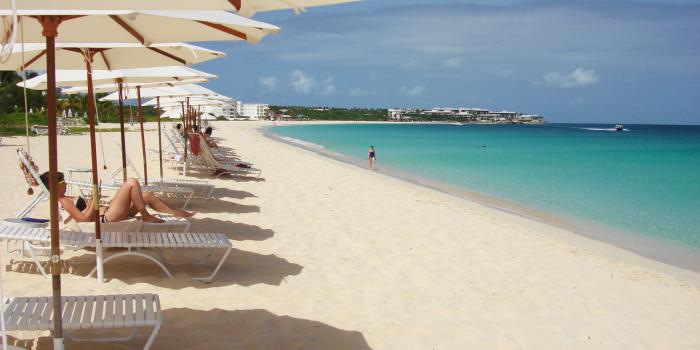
(369, 151, 375, 158)
(76, 196, 109, 223)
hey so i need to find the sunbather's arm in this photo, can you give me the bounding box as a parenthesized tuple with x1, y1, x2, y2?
(59, 197, 96, 222)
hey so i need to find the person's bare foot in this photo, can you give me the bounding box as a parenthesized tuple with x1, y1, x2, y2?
(142, 215, 165, 223)
(175, 210, 197, 219)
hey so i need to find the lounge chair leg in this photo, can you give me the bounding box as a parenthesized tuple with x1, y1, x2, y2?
(193, 246, 231, 283)
(26, 241, 49, 278)
(144, 319, 162, 350)
(88, 251, 174, 279)
(65, 328, 138, 343)
(181, 191, 193, 209)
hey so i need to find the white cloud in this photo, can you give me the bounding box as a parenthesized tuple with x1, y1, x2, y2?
(321, 77, 336, 96)
(350, 88, 368, 97)
(442, 57, 463, 69)
(290, 70, 316, 94)
(568, 96, 586, 105)
(401, 85, 426, 97)
(259, 76, 277, 91)
(540, 68, 599, 88)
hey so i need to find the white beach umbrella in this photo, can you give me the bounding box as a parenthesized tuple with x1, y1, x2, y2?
(98, 84, 231, 102)
(61, 78, 209, 95)
(0, 9, 277, 350)
(19, 66, 217, 183)
(19, 66, 217, 90)
(1, 10, 280, 44)
(0, 42, 225, 71)
(1, 0, 360, 17)
(150, 97, 232, 107)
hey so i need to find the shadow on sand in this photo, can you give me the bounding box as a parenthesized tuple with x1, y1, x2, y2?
(192, 198, 260, 214)
(189, 217, 274, 241)
(31, 308, 372, 350)
(210, 187, 257, 200)
(7, 247, 302, 289)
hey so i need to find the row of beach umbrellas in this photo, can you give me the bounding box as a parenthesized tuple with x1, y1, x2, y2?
(0, 1, 356, 349)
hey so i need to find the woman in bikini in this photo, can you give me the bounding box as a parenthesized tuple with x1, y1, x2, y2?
(40, 172, 196, 224)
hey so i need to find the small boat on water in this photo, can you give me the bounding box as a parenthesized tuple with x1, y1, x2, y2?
(615, 124, 624, 131)
(451, 122, 463, 126)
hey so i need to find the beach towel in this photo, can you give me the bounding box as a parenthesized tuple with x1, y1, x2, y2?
(189, 133, 201, 156)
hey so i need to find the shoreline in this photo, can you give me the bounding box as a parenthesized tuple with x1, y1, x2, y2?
(263, 122, 700, 282)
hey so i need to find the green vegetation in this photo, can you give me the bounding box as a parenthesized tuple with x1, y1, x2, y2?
(271, 106, 387, 121)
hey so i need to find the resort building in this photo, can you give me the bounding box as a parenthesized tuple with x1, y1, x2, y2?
(396, 106, 547, 124)
(235, 101, 270, 120)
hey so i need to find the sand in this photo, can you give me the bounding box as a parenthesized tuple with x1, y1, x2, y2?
(0, 120, 698, 350)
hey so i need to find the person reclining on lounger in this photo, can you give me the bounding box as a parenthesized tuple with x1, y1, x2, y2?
(39, 172, 196, 224)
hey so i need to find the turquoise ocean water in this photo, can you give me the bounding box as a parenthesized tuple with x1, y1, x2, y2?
(271, 123, 700, 262)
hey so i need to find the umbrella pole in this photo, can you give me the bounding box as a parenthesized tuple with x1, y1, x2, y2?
(84, 52, 104, 283)
(40, 16, 65, 350)
(157, 97, 163, 179)
(184, 99, 190, 176)
(137, 86, 148, 186)
(118, 80, 127, 182)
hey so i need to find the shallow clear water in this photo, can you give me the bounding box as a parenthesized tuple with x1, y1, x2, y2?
(271, 123, 700, 249)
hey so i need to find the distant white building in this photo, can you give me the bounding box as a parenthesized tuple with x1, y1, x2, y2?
(388, 108, 416, 120)
(235, 101, 269, 120)
(203, 103, 237, 119)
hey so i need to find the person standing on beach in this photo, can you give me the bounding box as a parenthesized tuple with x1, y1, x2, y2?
(368, 145, 376, 170)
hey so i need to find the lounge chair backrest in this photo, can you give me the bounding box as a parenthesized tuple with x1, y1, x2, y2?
(16, 148, 52, 218)
(163, 129, 184, 158)
(110, 139, 145, 180)
(17, 148, 49, 195)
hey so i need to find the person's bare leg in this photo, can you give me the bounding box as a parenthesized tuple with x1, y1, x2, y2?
(105, 178, 163, 223)
(142, 192, 196, 218)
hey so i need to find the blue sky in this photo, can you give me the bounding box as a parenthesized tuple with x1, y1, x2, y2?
(195, 0, 700, 124)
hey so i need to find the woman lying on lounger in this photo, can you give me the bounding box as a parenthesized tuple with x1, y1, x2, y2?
(40, 172, 196, 224)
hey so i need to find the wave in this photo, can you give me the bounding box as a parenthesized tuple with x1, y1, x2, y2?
(580, 127, 629, 132)
(278, 136, 327, 149)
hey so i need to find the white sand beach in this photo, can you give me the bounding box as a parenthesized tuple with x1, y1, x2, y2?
(1, 121, 699, 349)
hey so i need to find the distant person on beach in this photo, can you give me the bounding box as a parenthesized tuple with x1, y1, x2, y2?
(40, 171, 196, 224)
(368, 145, 376, 170)
(203, 126, 218, 148)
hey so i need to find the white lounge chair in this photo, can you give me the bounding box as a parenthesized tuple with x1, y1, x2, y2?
(189, 134, 262, 178)
(2, 293, 162, 350)
(110, 139, 215, 200)
(0, 223, 232, 283)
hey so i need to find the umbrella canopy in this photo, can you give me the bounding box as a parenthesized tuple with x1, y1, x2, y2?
(200, 112, 218, 120)
(1, 0, 360, 17)
(0, 9, 280, 44)
(18, 66, 217, 90)
(0, 42, 225, 71)
(149, 97, 232, 107)
(61, 78, 209, 94)
(98, 84, 231, 101)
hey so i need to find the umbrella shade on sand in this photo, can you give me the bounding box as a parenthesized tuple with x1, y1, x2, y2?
(0, 9, 277, 350)
(1, 0, 360, 17)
